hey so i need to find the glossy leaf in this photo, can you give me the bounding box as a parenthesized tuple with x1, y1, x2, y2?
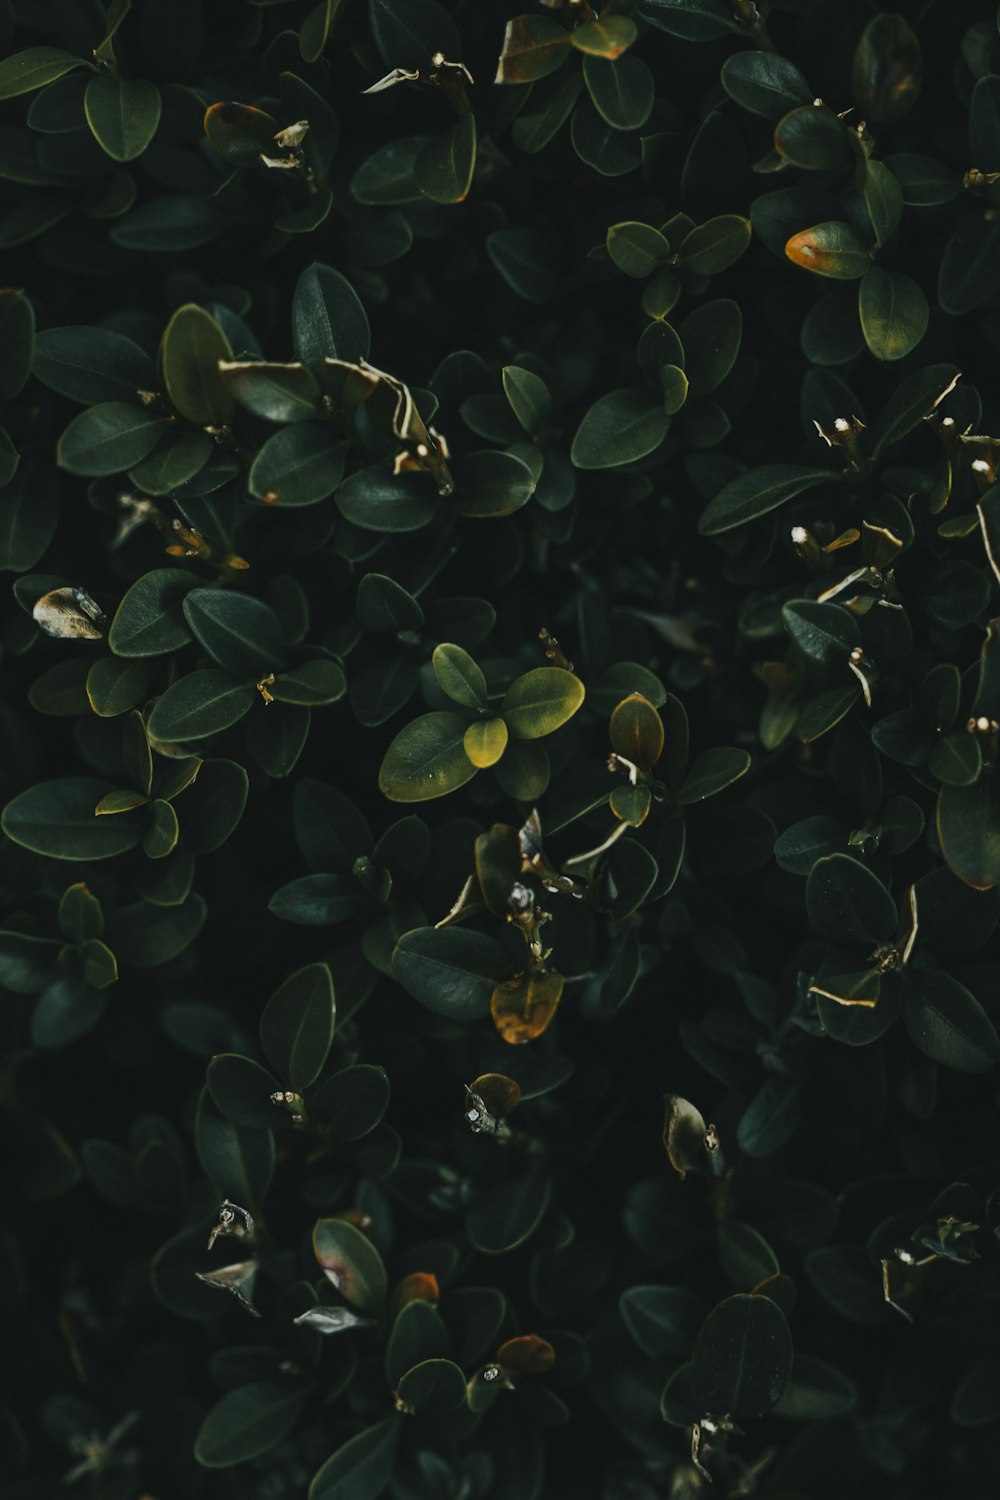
(393, 927, 511, 1020)
(313, 1218, 387, 1314)
(84, 75, 161, 162)
(693, 1293, 792, 1419)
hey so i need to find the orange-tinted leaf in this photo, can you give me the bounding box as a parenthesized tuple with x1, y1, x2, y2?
(388, 1271, 440, 1319)
(469, 1072, 522, 1117)
(495, 15, 571, 85)
(204, 101, 278, 168)
(497, 1334, 555, 1374)
(490, 970, 563, 1044)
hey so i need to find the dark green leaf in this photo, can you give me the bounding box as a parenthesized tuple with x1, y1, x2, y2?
(309, 1416, 399, 1500)
(260, 963, 335, 1090)
(183, 589, 286, 677)
(379, 712, 476, 801)
(195, 1087, 275, 1206)
(2, 777, 142, 860)
(903, 969, 1000, 1072)
(84, 74, 161, 162)
(806, 853, 897, 947)
(699, 465, 835, 535)
(467, 1169, 552, 1254)
(693, 1293, 792, 1418)
(162, 304, 234, 425)
(147, 671, 255, 743)
(293, 263, 370, 368)
(393, 926, 510, 1019)
(195, 1383, 308, 1469)
(57, 402, 168, 476)
(721, 51, 811, 119)
(0, 48, 90, 101)
(308, 1064, 390, 1141)
(32, 325, 155, 405)
(571, 389, 669, 469)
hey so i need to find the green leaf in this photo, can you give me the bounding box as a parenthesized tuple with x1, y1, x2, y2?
(502, 667, 585, 739)
(852, 13, 922, 124)
(0, 469, 58, 572)
(162, 304, 234, 424)
(677, 747, 751, 804)
(678, 298, 742, 398)
(783, 600, 860, 665)
(511, 69, 583, 152)
(721, 50, 811, 120)
(336, 460, 438, 533)
(736, 1077, 800, 1158)
(806, 853, 897, 947)
(393, 926, 511, 1020)
(385, 1300, 449, 1386)
(396, 1358, 466, 1413)
(571, 389, 669, 469)
(0, 48, 90, 101)
(571, 16, 636, 58)
(467, 1169, 552, 1254)
(195, 1087, 274, 1206)
(128, 430, 213, 495)
(453, 449, 536, 517)
(207, 1053, 283, 1129)
(219, 361, 321, 423)
(174, 758, 248, 854)
(620, 1285, 703, 1360)
(57, 402, 168, 476)
(84, 74, 161, 162)
(607, 221, 670, 278)
(292, 263, 370, 368)
(486, 229, 560, 304)
(775, 1355, 858, 1419)
(0, 288, 34, 401)
(259, 963, 335, 1089)
(502, 365, 552, 436)
(32, 325, 155, 405)
(0, 931, 60, 993)
(414, 113, 476, 204)
(904, 969, 1000, 1073)
(693, 1293, 792, 1419)
(108, 569, 199, 657)
(677, 215, 751, 275)
(183, 589, 286, 677)
(356, 574, 423, 633)
(269, 660, 346, 706)
(378, 711, 476, 801)
(369, 0, 461, 70)
(937, 777, 1000, 890)
(247, 426, 347, 507)
(774, 105, 854, 169)
(495, 14, 570, 84)
(2, 777, 142, 860)
(300, 0, 341, 63)
(85, 658, 148, 718)
(195, 1383, 308, 1469)
(269, 874, 368, 926)
(858, 268, 928, 362)
(640, 0, 741, 42)
(862, 159, 904, 248)
(698, 465, 835, 535)
(308, 1064, 390, 1140)
(432, 642, 487, 708)
(313, 1217, 387, 1313)
(870, 363, 961, 456)
(203, 100, 278, 168)
(785, 222, 871, 280)
(583, 53, 654, 131)
(309, 1416, 399, 1500)
(147, 670, 256, 743)
(464, 718, 508, 768)
(110, 893, 207, 966)
(938, 218, 1000, 317)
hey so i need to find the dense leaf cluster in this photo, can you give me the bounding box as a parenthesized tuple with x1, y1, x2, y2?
(4, 0, 1000, 1496)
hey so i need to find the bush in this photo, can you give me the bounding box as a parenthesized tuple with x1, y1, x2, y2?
(3, 1, 1000, 1496)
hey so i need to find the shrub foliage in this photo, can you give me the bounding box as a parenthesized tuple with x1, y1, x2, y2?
(3, 0, 1000, 1496)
